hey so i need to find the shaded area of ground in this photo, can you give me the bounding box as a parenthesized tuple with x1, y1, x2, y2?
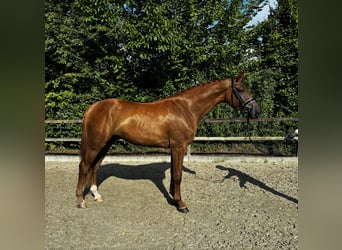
(45, 159, 298, 249)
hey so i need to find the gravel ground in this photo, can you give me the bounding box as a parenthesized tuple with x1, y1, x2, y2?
(45, 158, 298, 249)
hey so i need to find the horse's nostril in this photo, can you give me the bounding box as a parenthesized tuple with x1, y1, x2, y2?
(257, 106, 261, 115)
(248, 105, 261, 118)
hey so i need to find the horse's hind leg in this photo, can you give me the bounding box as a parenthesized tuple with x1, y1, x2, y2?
(75, 148, 99, 208)
(88, 140, 113, 203)
(76, 160, 89, 208)
(89, 157, 105, 202)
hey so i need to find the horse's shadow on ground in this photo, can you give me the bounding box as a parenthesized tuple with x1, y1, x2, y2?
(91, 163, 297, 208)
(216, 165, 298, 204)
(95, 163, 196, 207)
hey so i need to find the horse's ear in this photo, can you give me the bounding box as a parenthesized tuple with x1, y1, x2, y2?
(235, 72, 246, 83)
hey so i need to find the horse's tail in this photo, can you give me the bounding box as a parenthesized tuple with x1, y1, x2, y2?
(79, 118, 87, 161)
(79, 116, 94, 186)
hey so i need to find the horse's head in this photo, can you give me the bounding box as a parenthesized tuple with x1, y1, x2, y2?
(226, 73, 261, 119)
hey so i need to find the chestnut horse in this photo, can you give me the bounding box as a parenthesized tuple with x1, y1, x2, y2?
(76, 72, 261, 212)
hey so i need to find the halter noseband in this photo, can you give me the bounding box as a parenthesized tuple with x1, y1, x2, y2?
(231, 78, 256, 114)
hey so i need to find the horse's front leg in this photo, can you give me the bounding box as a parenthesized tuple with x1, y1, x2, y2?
(170, 145, 189, 213)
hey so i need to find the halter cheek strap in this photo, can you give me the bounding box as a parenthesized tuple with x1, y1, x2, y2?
(231, 78, 256, 113)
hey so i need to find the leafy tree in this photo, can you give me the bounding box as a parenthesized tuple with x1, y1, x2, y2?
(252, 0, 298, 118)
(45, 0, 298, 142)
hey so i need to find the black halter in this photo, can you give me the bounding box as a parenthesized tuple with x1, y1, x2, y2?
(231, 78, 256, 114)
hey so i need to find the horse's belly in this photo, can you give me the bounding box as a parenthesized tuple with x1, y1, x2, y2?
(116, 119, 170, 148)
(126, 135, 169, 148)
(120, 131, 170, 148)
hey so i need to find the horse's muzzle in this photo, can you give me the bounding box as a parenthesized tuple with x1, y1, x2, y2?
(245, 103, 261, 119)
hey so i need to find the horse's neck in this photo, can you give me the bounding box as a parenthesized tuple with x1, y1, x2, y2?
(185, 80, 230, 122)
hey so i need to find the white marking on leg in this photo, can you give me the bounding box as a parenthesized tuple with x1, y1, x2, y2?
(90, 185, 102, 200)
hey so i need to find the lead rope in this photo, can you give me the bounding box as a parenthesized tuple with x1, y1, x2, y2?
(245, 114, 268, 155)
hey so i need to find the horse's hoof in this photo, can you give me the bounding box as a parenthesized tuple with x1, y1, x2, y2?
(77, 201, 87, 208)
(177, 207, 189, 213)
(95, 197, 104, 202)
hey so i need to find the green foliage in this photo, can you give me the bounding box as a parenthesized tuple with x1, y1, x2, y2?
(252, 0, 298, 117)
(45, 0, 298, 149)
